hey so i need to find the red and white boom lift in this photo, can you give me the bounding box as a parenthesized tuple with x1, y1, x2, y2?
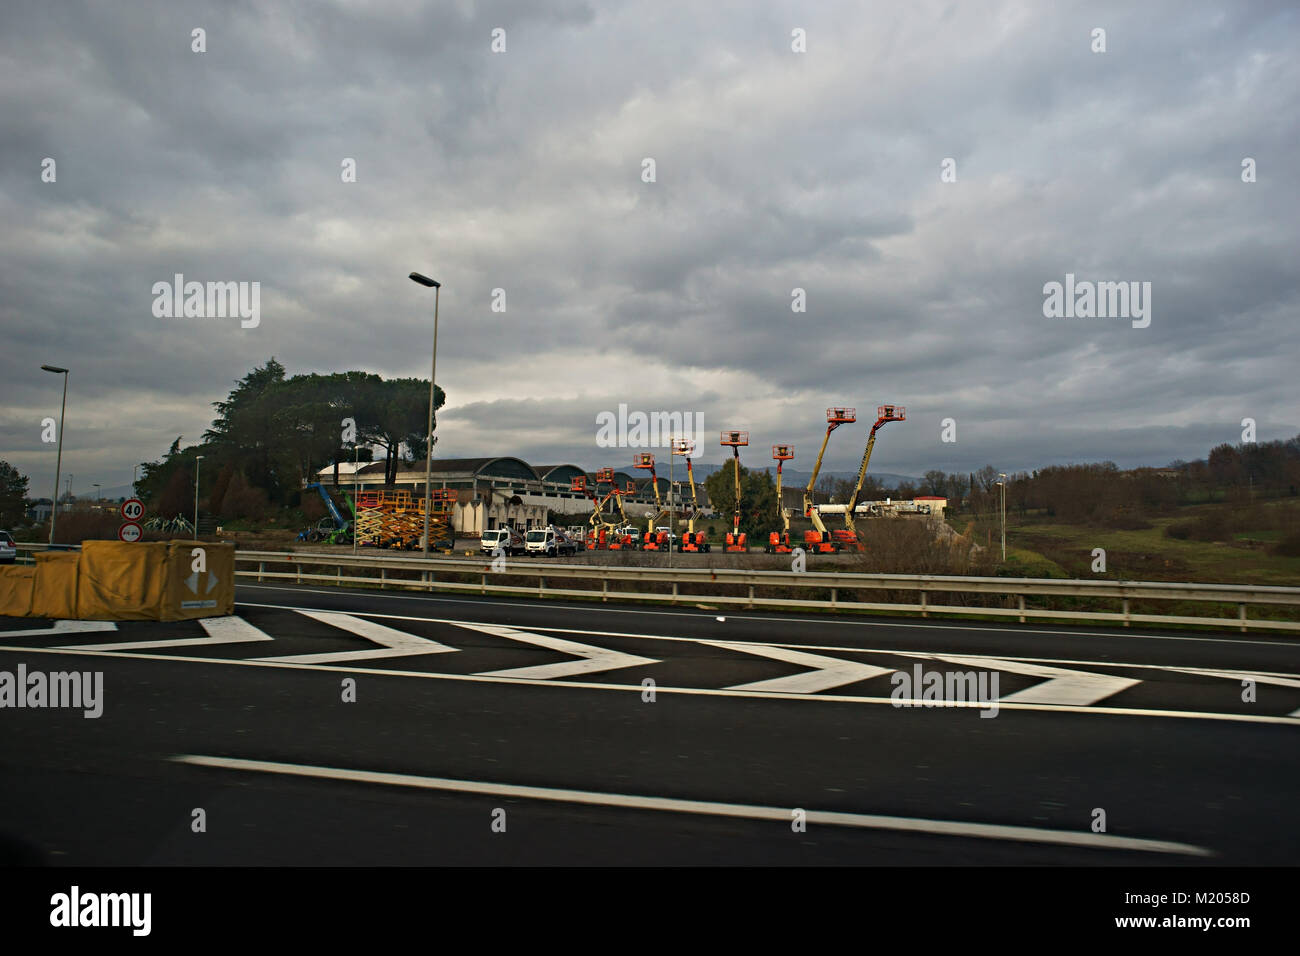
(720, 429, 749, 552)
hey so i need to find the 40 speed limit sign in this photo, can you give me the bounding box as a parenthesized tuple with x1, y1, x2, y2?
(120, 498, 144, 521)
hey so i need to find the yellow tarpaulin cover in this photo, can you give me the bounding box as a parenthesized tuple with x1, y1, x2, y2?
(27, 551, 80, 619)
(0, 565, 36, 617)
(0, 541, 236, 621)
(76, 540, 170, 621)
(161, 541, 235, 621)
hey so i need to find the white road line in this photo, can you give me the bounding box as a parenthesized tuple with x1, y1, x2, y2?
(256, 610, 457, 664)
(68, 615, 273, 651)
(0, 619, 118, 638)
(456, 621, 657, 679)
(236, 588, 1297, 648)
(700, 641, 894, 694)
(3, 643, 1297, 726)
(934, 654, 1140, 706)
(172, 754, 1212, 857)
(238, 600, 1300, 685)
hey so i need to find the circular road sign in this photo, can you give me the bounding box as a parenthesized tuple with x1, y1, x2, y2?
(121, 498, 144, 521)
(117, 521, 143, 543)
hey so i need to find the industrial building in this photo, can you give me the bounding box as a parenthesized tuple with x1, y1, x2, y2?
(314, 457, 708, 537)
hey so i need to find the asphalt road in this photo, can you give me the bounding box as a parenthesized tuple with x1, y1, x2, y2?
(1, 581, 1297, 865)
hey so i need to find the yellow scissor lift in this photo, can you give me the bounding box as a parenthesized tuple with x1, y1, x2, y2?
(356, 488, 455, 550)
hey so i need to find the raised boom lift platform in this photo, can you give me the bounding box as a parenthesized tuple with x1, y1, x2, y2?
(673, 438, 710, 553)
(803, 407, 856, 553)
(634, 453, 669, 551)
(841, 404, 906, 543)
(767, 443, 795, 553)
(720, 429, 749, 552)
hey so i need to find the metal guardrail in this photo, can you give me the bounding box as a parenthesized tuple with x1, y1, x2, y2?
(216, 546, 1300, 634)
(15, 542, 1300, 632)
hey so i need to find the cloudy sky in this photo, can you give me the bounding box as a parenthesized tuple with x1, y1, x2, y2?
(2, 0, 1297, 498)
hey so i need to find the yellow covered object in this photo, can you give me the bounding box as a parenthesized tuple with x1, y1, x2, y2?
(160, 540, 235, 621)
(76, 540, 170, 620)
(0, 565, 36, 617)
(0, 540, 236, 621)
(28, 551, 80, 618)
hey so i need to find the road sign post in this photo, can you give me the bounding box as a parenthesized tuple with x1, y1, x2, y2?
(117, 521, 143, 543)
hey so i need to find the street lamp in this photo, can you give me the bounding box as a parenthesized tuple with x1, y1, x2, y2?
(409, 271, 441, 557)
(194, 455, 204, 540)
(996, 473, 1007, 561)
(41, 364, 69, 544)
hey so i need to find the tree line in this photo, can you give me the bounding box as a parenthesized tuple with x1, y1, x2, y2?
(135, 358, 443, 519)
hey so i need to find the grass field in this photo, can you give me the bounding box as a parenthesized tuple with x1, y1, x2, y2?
(968, 499, 1300, 586)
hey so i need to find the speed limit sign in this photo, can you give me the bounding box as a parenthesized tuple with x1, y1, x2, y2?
(117, 521, 143, 543)
(120, 498, 144, 521)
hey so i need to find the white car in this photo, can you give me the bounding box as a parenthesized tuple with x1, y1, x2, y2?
(0, 530, 15, 564)
(525, 527, 577, 557)
(480, 527, 524, 556)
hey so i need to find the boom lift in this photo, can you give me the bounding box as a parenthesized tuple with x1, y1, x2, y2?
(633, 453, 669, 551)
(766, 444, 795, 553)
(673, 438, 710, 552)
(577, 470, 621, 550)
(840, 404, 906, 541)
(802, 407, 856, 553)
(607, 479, 639, 550)
(297, 482, 355, 544)
(720, 430, 749, 552)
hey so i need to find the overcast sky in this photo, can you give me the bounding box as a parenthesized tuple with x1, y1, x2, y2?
(2, 0, 1297, 498)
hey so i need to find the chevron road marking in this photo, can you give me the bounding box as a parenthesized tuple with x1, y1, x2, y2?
(256, 610, 457, 664)
(457, 621, 657, 679)
(69, 615, 273, 651)
(699, 641, 895, 694)
(932, 654, 1140, 706)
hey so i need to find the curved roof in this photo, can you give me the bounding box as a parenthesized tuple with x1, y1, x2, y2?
(535, 464, 586, 484)
(435, 457, 539, 480)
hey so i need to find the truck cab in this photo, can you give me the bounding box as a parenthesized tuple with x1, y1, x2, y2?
(480, 526, 524, 556)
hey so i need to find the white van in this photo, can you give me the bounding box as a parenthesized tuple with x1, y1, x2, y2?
(480, 527, 524, 556)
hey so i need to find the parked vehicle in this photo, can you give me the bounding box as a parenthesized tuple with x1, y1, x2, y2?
(480, 526, 524, 556)
(0, 531, 16, 564)
(525, 526, 577, 557)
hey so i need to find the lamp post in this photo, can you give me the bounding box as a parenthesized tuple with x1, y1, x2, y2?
(997, 473, 1007, 561)
(409, 271, 441, 557)
(41, 365, 69, 544)
(194, 456, 204, 540)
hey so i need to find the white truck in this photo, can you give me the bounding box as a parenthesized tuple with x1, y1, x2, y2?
(480, 526, 524, 556)
(524, 526, 578, 557)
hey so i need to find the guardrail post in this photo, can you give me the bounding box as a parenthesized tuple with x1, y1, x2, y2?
(258, 561, 265, 583)
(602, 578, 608, 602)
(831, 588, 837, 609)
(540, 575, 545, 598)
(481, 573, 486, 595)
(296, 564, 302, 585)
(747, 584, 754, 609)
(1122, 598, 1130, 628)
(1239, 603, 1247, 633)
(672, 582, 678, 605)
(380, 567, 386, 589)
(1018, 595, 1025, 624)
(921, 590, 928, 618)
(337, 565, 342, 587)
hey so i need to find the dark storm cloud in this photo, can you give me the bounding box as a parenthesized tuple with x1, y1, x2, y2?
(1, 0, 1297, 497)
